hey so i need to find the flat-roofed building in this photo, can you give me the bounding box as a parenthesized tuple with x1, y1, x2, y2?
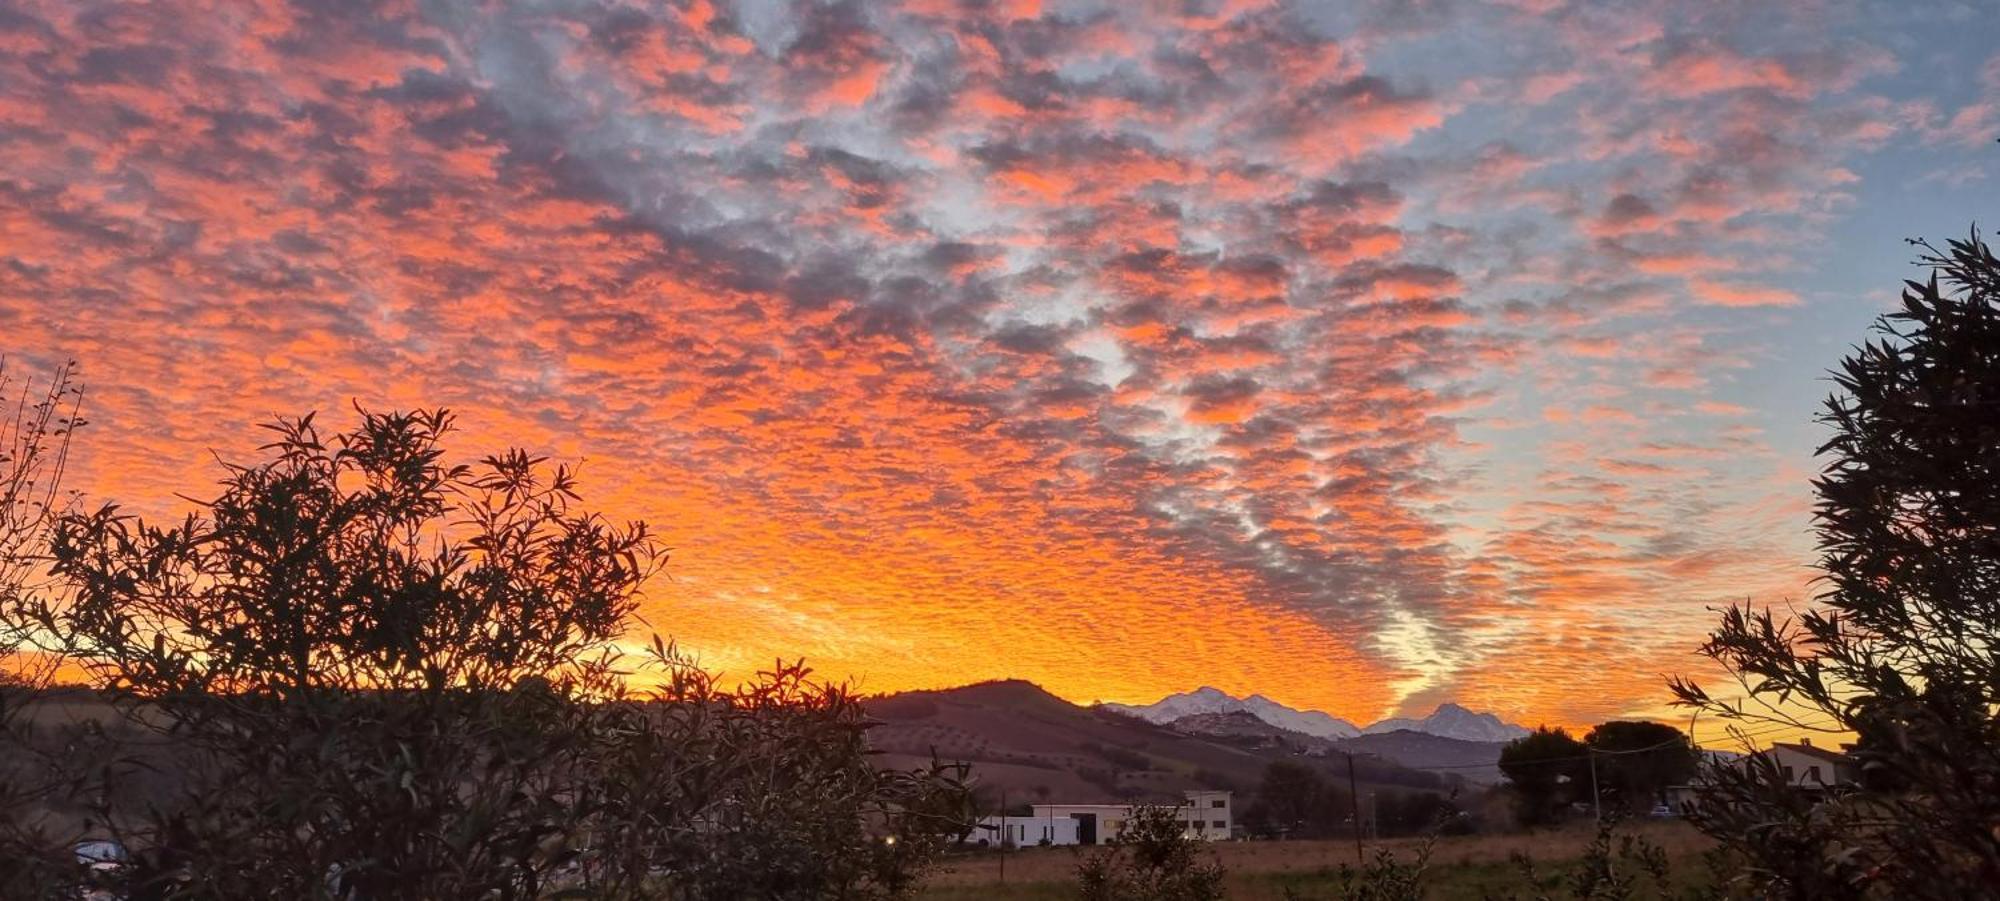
(973, 811, 1081, 847)
(976, 790, 1231, 846)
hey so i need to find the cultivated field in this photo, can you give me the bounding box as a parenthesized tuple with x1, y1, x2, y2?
(918, 820, 1715, 900)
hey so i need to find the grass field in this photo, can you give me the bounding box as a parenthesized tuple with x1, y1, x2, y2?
(916, 821, 1714, 900)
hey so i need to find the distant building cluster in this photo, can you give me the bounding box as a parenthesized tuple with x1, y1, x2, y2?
(974, 790, 1232, 846)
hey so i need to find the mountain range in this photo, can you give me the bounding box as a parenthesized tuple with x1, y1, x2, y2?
(1098, 687, 1532, 743)
(862, 680, 1463, 804)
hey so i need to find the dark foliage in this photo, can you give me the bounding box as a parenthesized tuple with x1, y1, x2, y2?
(1670, 229, 2000, 898)
(1495, 819, 1697, 901)
(0, 360, 81, 665)
(4, 406, 972, 899)
(1074, 805, 1224, 901)
(1189, 767, 1238, 794)
(1284, 819, 1701, 901)
(1240, 760, 1354, 839)
(1281, 837, 1434, 901)
(1094, 743, 1154, 772)
(1075, 766, 1127, 799)
(1582, 722, 1696, 814)
(1498, 727, 1586, 826)
(1373, 790, 1469, 837)
(0, 359, 89, 897)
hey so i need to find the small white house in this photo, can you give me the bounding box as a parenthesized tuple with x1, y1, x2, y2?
(1666, 738, 1858, 812)
(1761, 739, 1857, 789)
(982, 790, 1231, 846)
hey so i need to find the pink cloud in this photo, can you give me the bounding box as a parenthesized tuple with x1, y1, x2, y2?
(1690, 279, 1802, 308)
(0, 0, 1924, 728)
(1644, 40, 1805, 99)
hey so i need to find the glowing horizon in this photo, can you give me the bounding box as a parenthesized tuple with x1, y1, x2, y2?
(2, 0, 1993, 735)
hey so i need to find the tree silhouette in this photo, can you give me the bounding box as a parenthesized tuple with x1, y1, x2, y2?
(1581, 721, 1694, 812)
(1074, 805, 1224, 901)
(0, 359, 80, 683)
(11, 406, 970, 899)
(1242, 760, 1351, 839)
(0, 359, 88, 896)
(1672, 229, 2000, 898)
(1498, 727, 1585, 826)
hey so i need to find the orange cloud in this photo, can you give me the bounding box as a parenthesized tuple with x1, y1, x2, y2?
(0, 0, 1927, 730)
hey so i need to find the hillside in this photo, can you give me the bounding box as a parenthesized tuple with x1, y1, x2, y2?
(1166, 710, 1327, 752)
(1332, 730, 1509, 785)
(864, 680, 1451, 805)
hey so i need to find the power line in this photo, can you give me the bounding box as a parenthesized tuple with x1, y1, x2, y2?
(1385, 734, 1694, 771)
(1388, 718, 1861, 774)
(1333, 710, 1856, 774)
(1694, 715, 1847, 743)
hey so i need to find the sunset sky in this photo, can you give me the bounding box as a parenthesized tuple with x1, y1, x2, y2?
(2, 0, 1995, 733)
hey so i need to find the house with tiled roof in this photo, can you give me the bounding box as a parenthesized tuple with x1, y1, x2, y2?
(1762, 738, 1859, 790)
(1664, 738, 1858, 811)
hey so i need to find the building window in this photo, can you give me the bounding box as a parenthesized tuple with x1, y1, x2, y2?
(1212, 820, 1226, 828)
(1211, 800, 1226, 808)
(1782, 766, 1795, 782)
(1807, 765, 1821, 783)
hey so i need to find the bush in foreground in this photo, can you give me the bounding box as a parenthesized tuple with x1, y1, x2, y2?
(4, 406, 971, 899)
(1672, 229, 2000, 898)
(0, 359, 89, 896)
(1075, 805, 1224, 901)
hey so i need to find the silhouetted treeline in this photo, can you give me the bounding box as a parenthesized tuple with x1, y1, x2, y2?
(0, 400, 973, 899)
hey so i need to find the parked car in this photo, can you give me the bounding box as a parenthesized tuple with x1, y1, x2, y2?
(1647, 803, 1676, 818)
(72, 840, 128, 901)
(74, 840, 127, 870)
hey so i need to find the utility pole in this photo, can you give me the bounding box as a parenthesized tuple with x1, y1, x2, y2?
(1345, 752, 1363, 865)
(1587, 749, 1602, 823)
(998, 788, 1006, 885)
(1589, 747, 1615, 882)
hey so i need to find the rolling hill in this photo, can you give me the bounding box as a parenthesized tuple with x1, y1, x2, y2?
(1331, 730, 1509, 785)
(863, 680, 1456, 805)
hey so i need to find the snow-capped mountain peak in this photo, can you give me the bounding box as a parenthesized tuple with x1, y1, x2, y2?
(1099, 686, 1261, 727)
(1239, 693, 1363, 739)
(1100, 688, 1365, 739)
(1100, 691, 1529, 743)
(1362, 703, 1531, 743)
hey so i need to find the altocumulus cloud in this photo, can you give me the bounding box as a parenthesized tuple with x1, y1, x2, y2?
(0, 0, 1991, 726)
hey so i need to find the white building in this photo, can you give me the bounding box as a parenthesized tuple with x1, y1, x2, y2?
(979, 790, 1231, 846)
(1180, 789, 1234, 840)
(1761, 739, 1857, 789)
(1665, 738, 1858, 812)
(972, 811, 1081, 847)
